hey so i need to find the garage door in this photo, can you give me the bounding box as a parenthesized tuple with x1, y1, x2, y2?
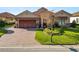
(19, 20, 36, 28)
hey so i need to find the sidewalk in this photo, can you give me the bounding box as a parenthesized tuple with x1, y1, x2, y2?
(0, 45, 78, 52)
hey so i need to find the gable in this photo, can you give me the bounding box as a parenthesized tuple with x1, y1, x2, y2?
(17, 10, 39, 18)
(0, 12, 15, 18)
(55, 10, 71, 17)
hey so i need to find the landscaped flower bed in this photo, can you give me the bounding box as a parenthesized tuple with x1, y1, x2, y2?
(0, 21, 14, 37)
(35, 27, 79, 45)
(0, 28, 7, 37)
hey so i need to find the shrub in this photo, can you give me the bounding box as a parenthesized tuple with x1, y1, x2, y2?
(59, 26, 65, 35)
(38, 24, 41, 28)
(53, 22, 59, 27)
(36, 28, 43, 31)
(43, 23, 47, 28)
(44, 28, 52, 34)
(0, 20, 6, 27)
(71, 20, 76, 28)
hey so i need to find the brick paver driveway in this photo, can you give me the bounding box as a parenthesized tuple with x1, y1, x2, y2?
(0, 28, 40, 47)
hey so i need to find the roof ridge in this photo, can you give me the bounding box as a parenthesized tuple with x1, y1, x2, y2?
(0, 12, 15, 18)
(55, 10, 71, 15)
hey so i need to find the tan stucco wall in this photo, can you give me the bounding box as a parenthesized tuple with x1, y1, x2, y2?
(38, 11, 54, 27)
(0, 17, 16, 23)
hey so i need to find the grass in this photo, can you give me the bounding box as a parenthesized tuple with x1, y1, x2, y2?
(35, 27, 79, 45)
(35, 29, 51, 44)
(52, 28, 79, 44)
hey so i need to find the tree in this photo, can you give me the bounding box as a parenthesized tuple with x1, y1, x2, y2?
(71, 20, 76, 28)
(50, 32, 53, 43)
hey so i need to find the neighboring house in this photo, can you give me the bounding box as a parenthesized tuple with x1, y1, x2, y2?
(0, 12, 15, 23)
(16, 10, 40, 28)
(70, 12, 79, 24)
(33, 7, 54, 27)
(54, 10, 72, 26)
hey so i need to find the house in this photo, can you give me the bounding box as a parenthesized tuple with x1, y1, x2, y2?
(7, 8, 72, 28)
(70, 12, 79, 24)
(0, 8, 76, 28)
(16, 10, 40, 28)
(33, 7, 54, 27)
(54, 10, 72, 26)
(0, 12, 15, 23)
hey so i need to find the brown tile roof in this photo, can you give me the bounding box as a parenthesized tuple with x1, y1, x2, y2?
(16, 10, 39, 18)
(0, 12, 15, 18)
(33, 7, 54, 16)
(33, 7, 48, 14)
(72, 12, 79, 17)
(55, 10, 72, 17)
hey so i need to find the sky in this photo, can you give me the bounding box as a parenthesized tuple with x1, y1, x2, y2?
(0, 7, 79, 15)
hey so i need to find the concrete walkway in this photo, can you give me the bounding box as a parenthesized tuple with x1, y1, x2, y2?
(0, 28, 79, 52)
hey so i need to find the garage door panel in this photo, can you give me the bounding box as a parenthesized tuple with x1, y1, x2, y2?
(19, 20, 36, 28)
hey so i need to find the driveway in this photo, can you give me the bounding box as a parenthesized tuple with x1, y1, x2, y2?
(0, 28, 41, 47)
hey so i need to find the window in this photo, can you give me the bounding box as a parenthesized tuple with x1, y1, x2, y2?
(76, 18, 79, 23)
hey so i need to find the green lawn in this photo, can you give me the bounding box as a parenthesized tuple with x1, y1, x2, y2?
(35, 27, 79, 45)
(35, 29, 51, 44)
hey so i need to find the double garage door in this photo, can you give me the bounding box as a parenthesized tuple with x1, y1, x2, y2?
(19, 20, 36, 28)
